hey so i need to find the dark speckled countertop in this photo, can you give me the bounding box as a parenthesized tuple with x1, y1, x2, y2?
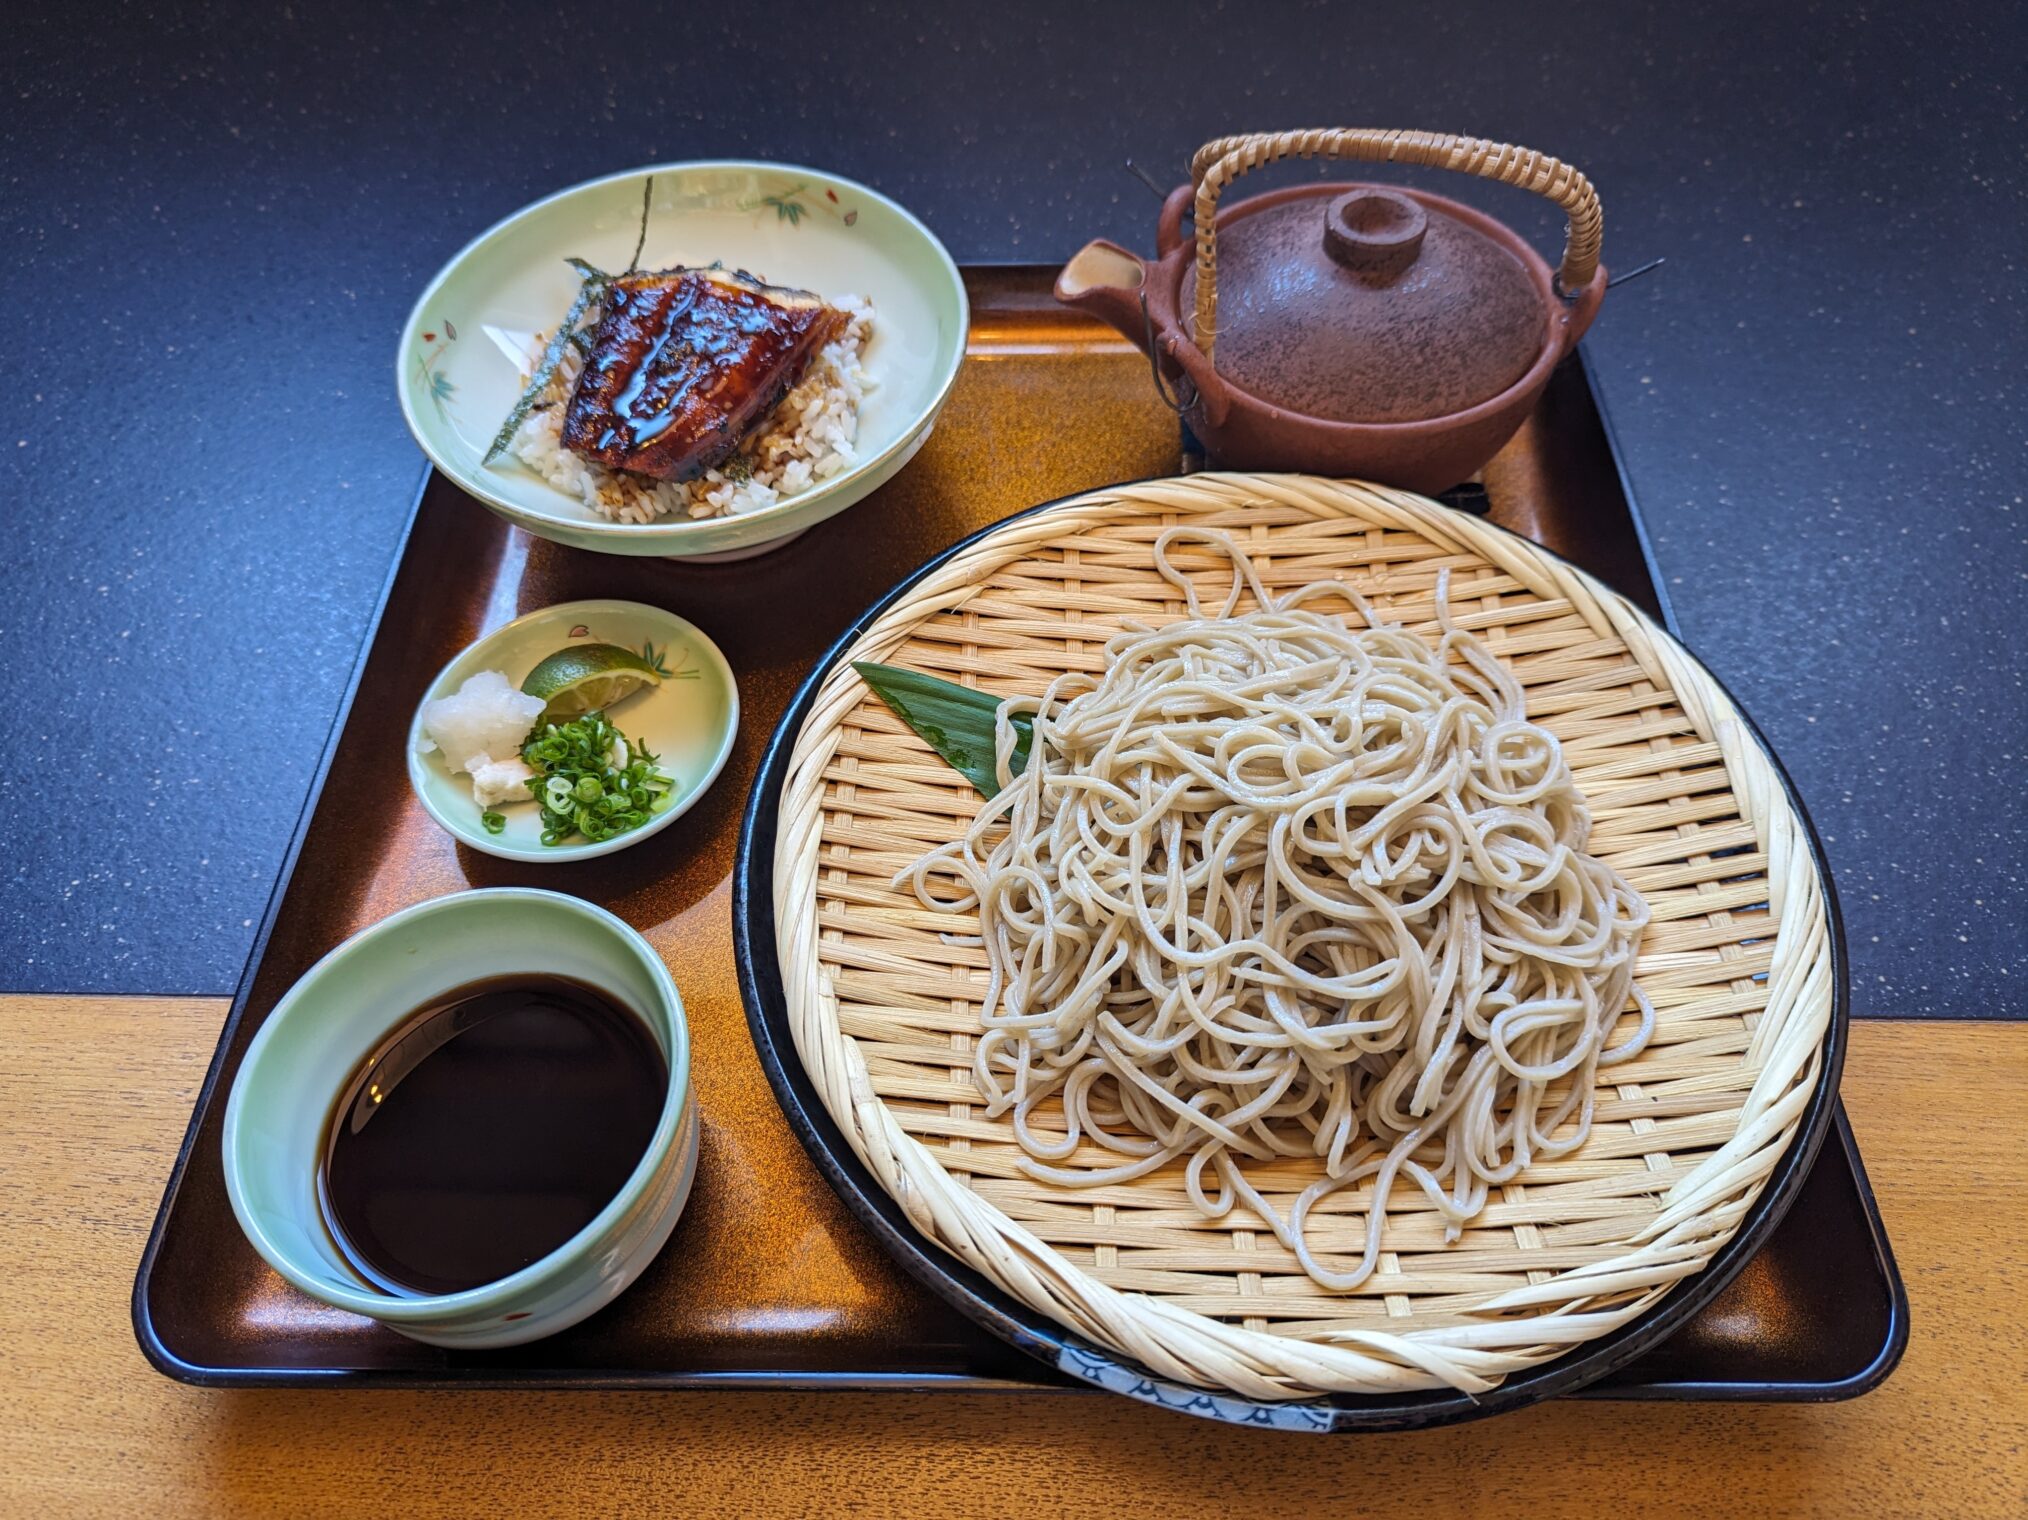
(3, 1, 2021, 1009)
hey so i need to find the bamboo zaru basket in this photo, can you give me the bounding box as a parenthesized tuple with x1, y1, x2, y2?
(771, 475, 1836, 1401)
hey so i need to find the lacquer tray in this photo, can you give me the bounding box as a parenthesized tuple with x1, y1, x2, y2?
(134, 267, 1906, 1398)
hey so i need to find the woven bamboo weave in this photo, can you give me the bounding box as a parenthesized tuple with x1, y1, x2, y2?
(772, 475, 1834, 1400)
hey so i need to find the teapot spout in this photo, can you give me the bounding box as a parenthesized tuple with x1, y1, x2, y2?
(1055, 241, 1153, 353)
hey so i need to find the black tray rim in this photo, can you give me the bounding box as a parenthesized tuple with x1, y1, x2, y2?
(732, 467, 1858, 1432)
(129, 464, 433, 1388)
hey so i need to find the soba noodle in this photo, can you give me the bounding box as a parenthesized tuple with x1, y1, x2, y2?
(901, 529, 1654, 1292)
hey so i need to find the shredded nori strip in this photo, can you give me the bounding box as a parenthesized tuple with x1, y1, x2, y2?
(626, 176, 653, 273)
(483, 275, 601, 464)
(483, 181, 652, 466)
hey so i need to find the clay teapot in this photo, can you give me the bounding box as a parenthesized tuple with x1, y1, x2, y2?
(1056, 129, 1608, 494)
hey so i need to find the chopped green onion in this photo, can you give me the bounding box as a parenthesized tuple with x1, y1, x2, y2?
(519, 710, 677, 847)
(480, 809, 506, 835)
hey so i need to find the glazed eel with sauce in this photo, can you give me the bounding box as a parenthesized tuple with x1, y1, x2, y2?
(561, 267, 848, 483)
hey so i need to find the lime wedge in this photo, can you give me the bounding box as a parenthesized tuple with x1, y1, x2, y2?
(521, 643, 663, 720)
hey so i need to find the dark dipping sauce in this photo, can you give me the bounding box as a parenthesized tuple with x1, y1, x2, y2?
(319, 974, 667, 1297)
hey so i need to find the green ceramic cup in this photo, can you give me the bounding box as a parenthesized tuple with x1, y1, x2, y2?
(222, 889, 695, 1348)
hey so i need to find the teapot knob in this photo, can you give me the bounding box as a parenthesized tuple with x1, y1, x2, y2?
(1323, 190, 1427, 280)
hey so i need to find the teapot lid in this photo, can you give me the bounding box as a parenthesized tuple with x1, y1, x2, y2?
(1181, 187, 1546, 425)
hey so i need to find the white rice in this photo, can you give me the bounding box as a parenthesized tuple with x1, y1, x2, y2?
(507, 293, 874, 524)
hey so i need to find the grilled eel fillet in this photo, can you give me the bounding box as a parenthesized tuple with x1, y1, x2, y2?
(560, 266, 848, 482)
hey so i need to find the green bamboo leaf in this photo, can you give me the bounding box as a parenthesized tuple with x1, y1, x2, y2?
(853, 661, 1033, 800)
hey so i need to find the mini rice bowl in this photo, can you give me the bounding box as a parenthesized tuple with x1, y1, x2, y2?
(395, 161, 968, 558)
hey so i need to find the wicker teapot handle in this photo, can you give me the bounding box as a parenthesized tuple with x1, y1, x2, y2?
(1188, 129, 1603, 358)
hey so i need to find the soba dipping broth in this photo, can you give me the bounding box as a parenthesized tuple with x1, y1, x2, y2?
(318, 974, 667, 1297)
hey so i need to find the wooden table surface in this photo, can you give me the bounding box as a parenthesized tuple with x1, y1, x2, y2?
(4, 995, 2022, 1519)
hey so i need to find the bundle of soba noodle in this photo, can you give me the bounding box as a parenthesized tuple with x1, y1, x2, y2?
(901, 528, 1654, 1292)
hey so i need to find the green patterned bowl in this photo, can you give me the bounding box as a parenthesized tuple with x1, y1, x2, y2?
(222, 889, 697, 1349)
(406, 598, 738, 863)
(397, 162, 967, 559)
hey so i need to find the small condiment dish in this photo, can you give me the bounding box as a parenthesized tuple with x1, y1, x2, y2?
(407, 598, 738, 863)
(221, 887, 696, 1349)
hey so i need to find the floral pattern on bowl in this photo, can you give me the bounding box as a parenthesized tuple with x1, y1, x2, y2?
(413, 319, 460, 423)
